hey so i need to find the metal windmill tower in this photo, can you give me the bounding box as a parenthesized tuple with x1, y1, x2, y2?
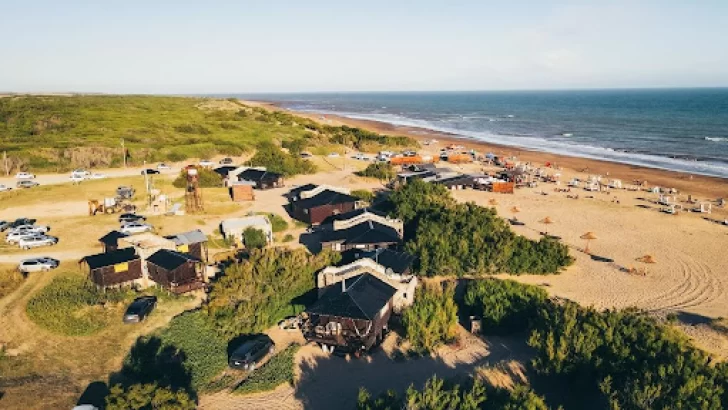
(185, 166, 204, 213)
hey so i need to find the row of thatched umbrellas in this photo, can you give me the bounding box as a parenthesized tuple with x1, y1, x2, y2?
(492, 201, 656, 263)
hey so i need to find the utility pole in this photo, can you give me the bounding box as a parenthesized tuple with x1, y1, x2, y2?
(121, 138, 127, 168)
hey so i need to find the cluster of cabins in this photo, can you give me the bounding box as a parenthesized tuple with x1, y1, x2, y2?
(282, 183, 418, 354)
(85, 229, 209, 294)
(392, 163, 515, 193)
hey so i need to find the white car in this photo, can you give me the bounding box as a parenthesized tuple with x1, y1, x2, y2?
(157, 163, 171, 170)
(18, 235, 58, 249)
(15, 172, 35, 179)
(0, 184, 12, 192)
(6, 231, 38, 244)
(71, 169, 90, 177)
(10, 224, 50, 234)
(120, 222, 153, 234)
(89, 173, 107, 179)
(327, 153, 340, 158)
(70, 174, 85, 182)
(18, 257, 59, 273)
(199, 159, 214, 167)
(352, 153, 370, 161)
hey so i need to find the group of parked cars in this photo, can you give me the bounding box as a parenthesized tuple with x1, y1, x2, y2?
(70, 169, 106, 182)
(118, 213, 153, 234)
(1, 218, 59, 250)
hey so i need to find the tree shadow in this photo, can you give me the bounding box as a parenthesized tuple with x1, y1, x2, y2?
(292, 334, 531, 410)
(76, 380, 109, 409)
(299, 231, 322, 254)
(107, 336, 195, 399)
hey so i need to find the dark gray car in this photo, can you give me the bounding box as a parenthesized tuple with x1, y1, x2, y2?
(228, 335, 275, 370)
(123, 296, 157, 323)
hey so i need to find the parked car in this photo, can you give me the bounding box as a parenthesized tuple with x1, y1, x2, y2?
(327, 152, 340, 158)
(9, 224, 50, 235)
(141, 168, 160, 175)
(219, 157, 234, 165)
(118, 213, 146, 224)
(15, 172, 35, 179)
(0, 184, 12, 192)
(71, 169, 90, 178)
(157, 163, 171, 170)
(120, 222, 153, 234)
(300, 152, 313, 159)
(123, 296, 158, 323)
(6, 231, 39, 244)
(70, 174, 85, 183)
(18, 235, 58, 249)
(352, 153, 370, 161)
(17, 180, 39, 189)
(18, 257, 59, 273)
(1, 218, 37, 232)
(228, 335, 275, 370)
(199, 159, 214, 167)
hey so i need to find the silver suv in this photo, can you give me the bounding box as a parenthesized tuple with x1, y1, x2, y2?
(18, 235, 58, 249)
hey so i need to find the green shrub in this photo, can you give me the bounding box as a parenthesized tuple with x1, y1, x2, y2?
(282, 234, 295, 243)
(205, 248, 340, 337)
(402, 283, 459, 354)
(172, 167, 223, 188)
(260, 213, 289, 233)
(174, 124, 211, 135)
(463, 279, 547, 333)
(529, 301, 728, 409)
(243, 227, 267, 250)
(249, 142, 316, 176)
(390, 179, 573, 276)
(25, 274, 132, 336)
(234, 344, 300, 395)
(106, 383, 196, 410)
(351, 189, 375, 202)
(356, 163, 396, 181)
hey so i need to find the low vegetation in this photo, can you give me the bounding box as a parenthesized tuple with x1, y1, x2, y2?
(0, 267, 24, 299)
(464, 278, 547, 334)
(234, 344, 300, 395)
(402, 283, 459, 354)
(356, 162, 396, 181)
(205, 248, 340, 337)
(154, 311, 229, 392)
(260, 212, 289, 232)
(25, 274, 132, 336)
(351, 189, 375, 202)
(249, 141, 316, 176)
(388, 180, 573, 276)
(105, 383, 196, 410)
(357, 375, 548, 410)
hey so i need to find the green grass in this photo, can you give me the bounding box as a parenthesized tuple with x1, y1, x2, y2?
(25, 273, 135, 336)
(258, 212, 289, 233)
(233, 344, 300, 395)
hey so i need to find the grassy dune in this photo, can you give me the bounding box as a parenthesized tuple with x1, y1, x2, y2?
(0, 95, 413, 172)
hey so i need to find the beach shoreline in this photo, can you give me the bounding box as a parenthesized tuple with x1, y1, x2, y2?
(242, 99, 728, 200)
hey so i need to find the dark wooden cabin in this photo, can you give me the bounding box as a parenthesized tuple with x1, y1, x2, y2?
(339, 248, 415, 276)
(82, 248, 142, 288)
(165, 229, 208, 262)
(98, 230, 129, 253)
(289, 189, 359, 225)
(237, 169, 284, 190)
(320, 220, 401, 252)
(303, 273, 397, 354)
(146, 249, 204, 294)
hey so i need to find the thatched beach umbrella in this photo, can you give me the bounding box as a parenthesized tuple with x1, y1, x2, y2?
(539, 216, 554, 235)
(510, 206, 521, 221)
(638, 254, 656, 264)
(580, 231, 597, 254)
(489, 198, 499, 206)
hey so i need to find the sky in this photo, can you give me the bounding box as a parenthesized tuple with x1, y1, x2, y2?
(1, 1, 728, 93)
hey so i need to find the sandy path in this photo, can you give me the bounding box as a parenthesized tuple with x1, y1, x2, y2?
(200, 329, 530, 410)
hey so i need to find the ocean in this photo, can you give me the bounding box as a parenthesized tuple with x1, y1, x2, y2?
(232, 89, 728, 179)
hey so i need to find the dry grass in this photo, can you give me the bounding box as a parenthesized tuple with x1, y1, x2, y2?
(0, 266, 24, 299)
